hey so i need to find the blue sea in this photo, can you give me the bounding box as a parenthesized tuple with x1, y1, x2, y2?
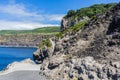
(0, 47, 37, 70)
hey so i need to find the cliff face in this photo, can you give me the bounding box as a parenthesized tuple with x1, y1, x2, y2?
(60, 3, 116, 31)
(0, 34, 53, 47)
(33, 3, 120, 80)
(61, 16, 90, 31)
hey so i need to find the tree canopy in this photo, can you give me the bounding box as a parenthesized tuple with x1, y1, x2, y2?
(64, 3, 116, 18)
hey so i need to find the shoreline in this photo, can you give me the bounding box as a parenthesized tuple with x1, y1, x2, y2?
(0, 46, 38, 72)
(0, 59, 48, 80)
(0, 45, 37, 48)
(0, 58, 40, 75)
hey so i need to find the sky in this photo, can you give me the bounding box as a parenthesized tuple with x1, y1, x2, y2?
(0, 0, 119, 30)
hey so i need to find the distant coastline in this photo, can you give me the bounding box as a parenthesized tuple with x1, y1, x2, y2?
(0, 45, 37, 48)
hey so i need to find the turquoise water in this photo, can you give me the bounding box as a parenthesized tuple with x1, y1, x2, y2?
(0, 47, 37, 70)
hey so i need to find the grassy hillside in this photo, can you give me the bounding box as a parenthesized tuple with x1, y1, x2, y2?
(0, 27, 60, 35)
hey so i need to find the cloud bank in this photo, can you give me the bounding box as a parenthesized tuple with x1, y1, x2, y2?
(0, 1, 64, 30)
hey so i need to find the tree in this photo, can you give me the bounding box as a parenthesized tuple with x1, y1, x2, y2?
(67, 10, 76, 17)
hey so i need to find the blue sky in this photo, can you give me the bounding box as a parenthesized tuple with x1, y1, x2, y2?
(0, 0, 119, 30)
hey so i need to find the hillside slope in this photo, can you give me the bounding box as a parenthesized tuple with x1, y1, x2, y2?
(33, 3, 120, 80)
(0, 27, 60, 35)
(0, 27, 59, 47)
(61, 3, 116, 31)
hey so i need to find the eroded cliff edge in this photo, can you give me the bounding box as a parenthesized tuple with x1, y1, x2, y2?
(33, 3, 120, 80)
(0, 34, 53, 47)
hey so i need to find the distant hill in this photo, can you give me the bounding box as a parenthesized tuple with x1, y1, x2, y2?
(0, 26, 60, 35)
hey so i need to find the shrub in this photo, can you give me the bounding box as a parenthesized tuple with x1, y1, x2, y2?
(55, 32, 63, 38)
(39, 38, 52, 48)
(56, 21, 86, 38)
(71, 20, 87, 33)
(64, 3, 116, 19)
(64, 10, 76, 18)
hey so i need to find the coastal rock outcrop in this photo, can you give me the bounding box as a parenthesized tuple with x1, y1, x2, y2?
(33, 3, 120, 80)
(33, 38, 55, 63)
(61, 16, 90, 31)
(40, 57, 120, 80)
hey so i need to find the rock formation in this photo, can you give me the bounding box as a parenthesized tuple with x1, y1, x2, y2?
(61, 16, 90, 31)
(33, 38, 55, 63)
(33, 3, 120, 80)
(0, 34, 53, 47)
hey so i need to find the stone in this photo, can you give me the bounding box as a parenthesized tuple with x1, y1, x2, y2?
(33, 3, 120, 80)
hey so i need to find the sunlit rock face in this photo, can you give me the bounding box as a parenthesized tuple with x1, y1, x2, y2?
(33, 38, 55, 64)
(61, 16, 90, 31)
(33, 3, 120, 80)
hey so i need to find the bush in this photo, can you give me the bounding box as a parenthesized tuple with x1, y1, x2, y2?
(55, 32, 63, 38)
(39, 38, 52, 48)
(71, 21, 87, 33)
(65, 10, 76, 18)
(56, 21, 86, 38)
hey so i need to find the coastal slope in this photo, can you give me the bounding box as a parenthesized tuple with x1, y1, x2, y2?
(33, 3, 120, 80)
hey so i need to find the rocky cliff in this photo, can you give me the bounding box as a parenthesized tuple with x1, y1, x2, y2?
(33, 3, 120, 80)
(61, 3, 116, 31)
(0, 34, 53, 47)
(61, 16, 90, 31)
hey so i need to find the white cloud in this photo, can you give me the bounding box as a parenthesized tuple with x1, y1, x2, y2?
(0, 20, 59, 30)
(0, 2, 64, 21)
(0, 2, 64, 30)
(0, 3, 44, 20)
(0, 4, 29, 16)
(46, 14, 64, 21)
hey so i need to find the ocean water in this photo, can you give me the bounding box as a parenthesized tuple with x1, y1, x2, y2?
(0, 47, 37, 70)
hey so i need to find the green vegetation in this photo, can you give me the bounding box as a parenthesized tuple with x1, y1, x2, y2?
(66, 10, 76, 17)
(64, 3, 116, 19)
(39, 38, 52, 48)
(58, 3, 116, 38)
(0, 27, 60, 35)
(56, 21, 86, 38)
(70, 20, 86, 33)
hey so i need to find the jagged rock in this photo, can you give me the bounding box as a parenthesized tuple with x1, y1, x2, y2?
(48, 55, 64, 70)
(55, 41, 63, 52)
(33, 39, 55, 63)
(61, 16, 90, 31)
(34, 3, 120, 80)
(33, 47, 49, 63)
(48, 60, 60, 70)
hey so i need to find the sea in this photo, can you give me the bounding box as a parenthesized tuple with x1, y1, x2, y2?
(0, 47, 37, 70)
